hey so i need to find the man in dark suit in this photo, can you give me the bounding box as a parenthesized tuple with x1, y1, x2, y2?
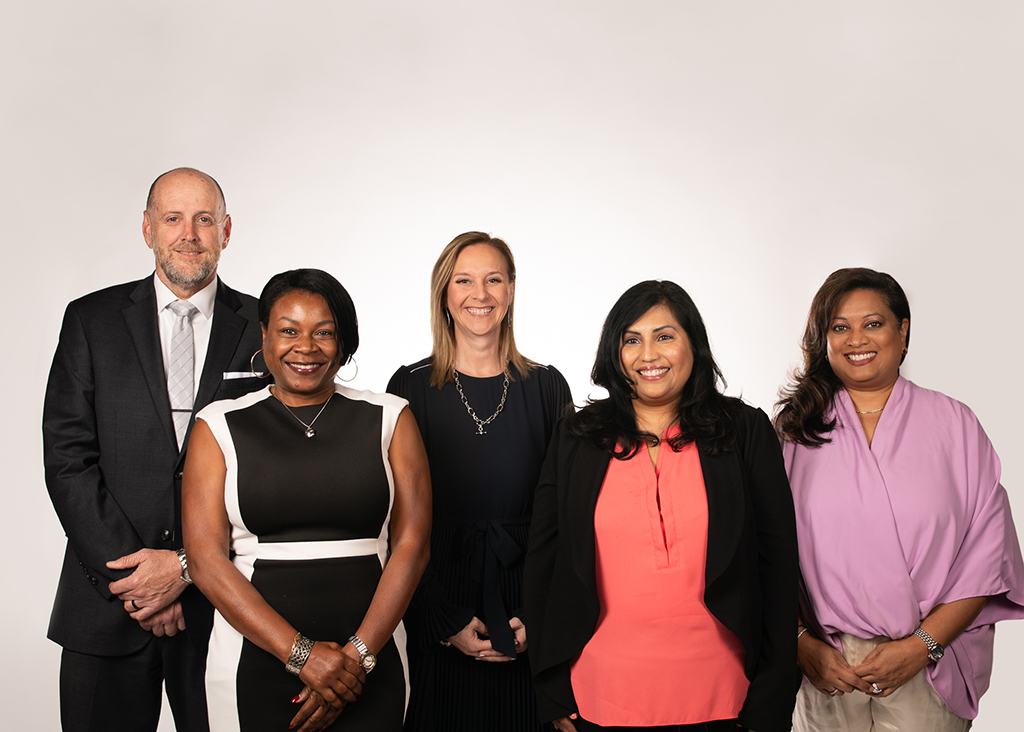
(43, 168, 265, 731)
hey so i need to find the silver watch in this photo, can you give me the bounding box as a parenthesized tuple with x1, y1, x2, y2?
(349, 634, 377, 673)
(913, 628, 944, 662)
(176, 548, 193, 584)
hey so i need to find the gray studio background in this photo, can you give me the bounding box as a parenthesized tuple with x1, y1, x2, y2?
(4, 2, 1022, 729)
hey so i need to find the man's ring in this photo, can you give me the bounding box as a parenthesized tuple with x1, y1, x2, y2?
(870, 683, 882, 694)
(829, 689, 839, 696)
(131, 600, 140, 610)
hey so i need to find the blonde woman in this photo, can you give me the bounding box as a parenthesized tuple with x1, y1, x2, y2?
(388, 232, 572, 731)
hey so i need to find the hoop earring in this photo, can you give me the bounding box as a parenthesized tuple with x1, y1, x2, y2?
(902, 347, 908, 355)
(338, 357, 359, 383)
(250, 350, 271, 378)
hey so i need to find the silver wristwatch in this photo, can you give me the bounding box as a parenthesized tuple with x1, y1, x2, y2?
(176, 548, 193, 584)
(349, 634, 377, 673)
(913, 628, 944, 662)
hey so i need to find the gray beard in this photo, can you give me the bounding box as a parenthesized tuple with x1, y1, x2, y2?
(157, 255, 217, 290)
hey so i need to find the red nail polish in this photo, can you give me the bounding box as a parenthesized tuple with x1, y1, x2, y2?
(291, 695, 301, 703)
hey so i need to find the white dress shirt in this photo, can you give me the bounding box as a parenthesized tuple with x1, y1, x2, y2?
(154, 274, 217, 400)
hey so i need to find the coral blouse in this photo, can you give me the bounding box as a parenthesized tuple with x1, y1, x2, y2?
(570, 433, 749, 726)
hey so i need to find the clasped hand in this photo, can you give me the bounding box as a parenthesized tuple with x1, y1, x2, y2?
(850, 637, 930, 698)
(800, 635, 928, 698)
(107, 548, 187, 631)
(447, 616, 527, 662)
(287, 641, 366, 731)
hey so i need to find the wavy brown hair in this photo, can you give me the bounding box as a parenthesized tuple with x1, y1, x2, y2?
(774, 267, 911, 446)
(428, 231, 536, 388)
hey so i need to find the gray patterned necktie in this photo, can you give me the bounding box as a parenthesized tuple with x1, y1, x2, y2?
(167, 300, 199, 449)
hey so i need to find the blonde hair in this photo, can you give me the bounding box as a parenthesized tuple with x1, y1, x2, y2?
(429, 231, 536, 388)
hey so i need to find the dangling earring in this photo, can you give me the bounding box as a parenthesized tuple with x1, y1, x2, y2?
(445, 309, 452, 327)
(507, 307, 513, 328)
(250, 350, 271, 378)
(338, 357, 359, 383)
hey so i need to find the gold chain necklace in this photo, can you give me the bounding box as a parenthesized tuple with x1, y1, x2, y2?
(855, 406, 885, 415)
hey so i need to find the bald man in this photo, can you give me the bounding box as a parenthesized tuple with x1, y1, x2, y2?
(43, 168, 265, 731)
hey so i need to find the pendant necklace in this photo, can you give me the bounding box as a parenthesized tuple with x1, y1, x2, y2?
(453, 370, 509, 435)
(276, 391, 333, 438)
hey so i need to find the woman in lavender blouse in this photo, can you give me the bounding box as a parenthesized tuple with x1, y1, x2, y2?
(775, 267, 1024, 732)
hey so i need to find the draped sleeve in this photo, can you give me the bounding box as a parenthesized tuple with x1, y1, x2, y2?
(782, 376, 1024, 719)
(926, 392, 1024, 716)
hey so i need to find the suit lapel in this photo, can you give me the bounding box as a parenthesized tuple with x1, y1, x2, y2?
(123, 279, 177, 450)
(195, 280, 247, 413)
(569, 441, 612, 596)
(699, 444, 745, 587)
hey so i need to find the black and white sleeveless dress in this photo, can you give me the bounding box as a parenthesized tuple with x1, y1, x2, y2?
(197, 384, 410, 732)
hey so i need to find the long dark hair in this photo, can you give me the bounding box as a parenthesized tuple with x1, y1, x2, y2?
(567, 280, 739, 459)
(774, 267, 910, 446)
(258, 269, 359, 364)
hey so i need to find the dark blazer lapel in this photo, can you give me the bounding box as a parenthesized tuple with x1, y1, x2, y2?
(123, 278, 176, 449)
(568, 441, 611, 597)
(699, 445, 746, 588)
(194, 280, 248, 414)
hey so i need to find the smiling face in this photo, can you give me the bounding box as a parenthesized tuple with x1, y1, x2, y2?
(262, 289, 342, 405)
(619, 303, 694, 411)
(143, 170, 231, 298)
(826, 288, 909, 393)
(445, 244, 514, 344)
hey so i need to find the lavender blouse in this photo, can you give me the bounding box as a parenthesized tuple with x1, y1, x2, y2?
(782, 376, 1024, 718)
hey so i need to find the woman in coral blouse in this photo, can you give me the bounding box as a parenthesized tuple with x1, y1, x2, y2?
(525, 280, 800, 732)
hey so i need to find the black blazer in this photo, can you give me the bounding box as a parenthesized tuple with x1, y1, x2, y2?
(524, 404, 800, 732)
(43, 276, 264, 656)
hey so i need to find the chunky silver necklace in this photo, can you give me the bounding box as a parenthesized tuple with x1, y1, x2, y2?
(453, 370, 509, 435)
(276, 392, 333, 438)
(855, 406, 885, 415)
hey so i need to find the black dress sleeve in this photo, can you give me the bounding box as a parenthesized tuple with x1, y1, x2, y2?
(512, 364, 573, 626)
(542, 365, 574, 428)
(386, 364, 477, 650)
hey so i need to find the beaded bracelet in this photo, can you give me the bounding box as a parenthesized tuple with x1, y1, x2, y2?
(285, 632, 315, 676)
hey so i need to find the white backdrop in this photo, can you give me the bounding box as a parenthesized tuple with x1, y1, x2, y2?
(4, 2, 1022, 729)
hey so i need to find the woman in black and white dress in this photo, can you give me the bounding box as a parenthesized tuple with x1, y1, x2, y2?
(183, 269, 431, 732)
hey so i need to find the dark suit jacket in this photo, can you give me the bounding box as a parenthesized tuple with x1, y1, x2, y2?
(43, 275, 264, 657)
(524, 404, 801, 732)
